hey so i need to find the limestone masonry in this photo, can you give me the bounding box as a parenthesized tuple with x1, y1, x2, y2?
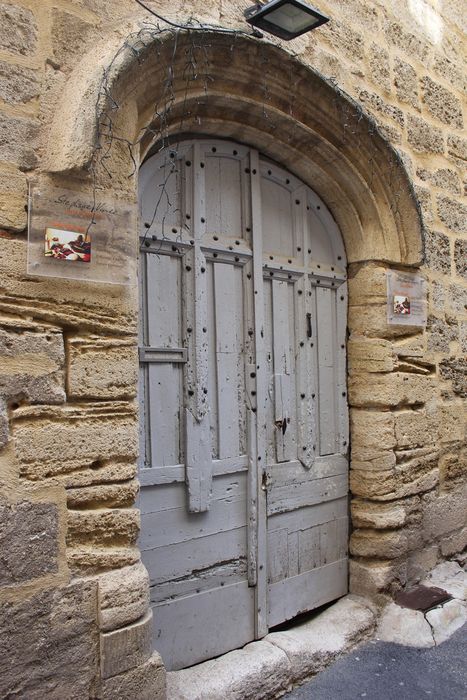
(0, 0, 465, 698)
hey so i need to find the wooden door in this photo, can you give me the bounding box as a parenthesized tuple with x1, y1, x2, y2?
(138, 140, 348, 671)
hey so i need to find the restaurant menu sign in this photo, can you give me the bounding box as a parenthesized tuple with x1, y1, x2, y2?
(28, 182, 136, 285)
(387, 269, 427, 326)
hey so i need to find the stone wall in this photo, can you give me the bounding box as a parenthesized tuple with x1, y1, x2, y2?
(0, 0, 465, 697)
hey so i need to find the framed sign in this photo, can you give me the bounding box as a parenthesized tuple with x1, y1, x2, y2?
(387, 269, 427, 327)
(27, 182, 136, 285)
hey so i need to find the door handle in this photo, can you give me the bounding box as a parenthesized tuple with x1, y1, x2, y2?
(306, 313, 312, 338)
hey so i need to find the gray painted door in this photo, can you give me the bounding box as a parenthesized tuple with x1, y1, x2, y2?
(138, 140, 348, 671)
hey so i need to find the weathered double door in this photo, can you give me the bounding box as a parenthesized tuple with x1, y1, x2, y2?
(138, 140, 349, 671)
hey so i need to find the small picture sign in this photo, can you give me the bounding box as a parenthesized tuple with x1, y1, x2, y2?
(28, 182, 136, 285)
(387, 270, 427, 326)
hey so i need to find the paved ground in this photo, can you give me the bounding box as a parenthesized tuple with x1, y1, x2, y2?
(285, 623, 466, 700)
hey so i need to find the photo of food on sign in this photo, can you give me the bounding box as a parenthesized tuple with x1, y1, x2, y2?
(44, 227, 91, 262)
(393, 294, 410, 315)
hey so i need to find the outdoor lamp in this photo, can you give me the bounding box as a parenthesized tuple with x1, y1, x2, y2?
(244, 0, 330, 40)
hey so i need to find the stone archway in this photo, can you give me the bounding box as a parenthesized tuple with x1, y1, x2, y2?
(44, 21, 425, 676)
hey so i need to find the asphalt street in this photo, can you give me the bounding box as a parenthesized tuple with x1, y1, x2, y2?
(285, 623, 466, 700)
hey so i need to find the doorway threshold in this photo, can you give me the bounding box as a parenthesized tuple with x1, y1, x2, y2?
(166, 595, 376, 699)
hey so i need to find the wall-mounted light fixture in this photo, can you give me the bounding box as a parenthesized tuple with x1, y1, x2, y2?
(244, 0, 329, 40)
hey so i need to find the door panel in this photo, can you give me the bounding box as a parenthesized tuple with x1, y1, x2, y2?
(138, 140, 348, 671)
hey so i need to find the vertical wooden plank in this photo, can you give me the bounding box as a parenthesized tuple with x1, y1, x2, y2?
(142, 252, 183, 469)
(272, 280, 294, 462)
(184, 142, 212, 512)
(287, 531, 299, 577)
(213, 263, 240, 458)
(149, 364, 180, 467)
(207, 261, 219, 458)
(251, 149, 268, 638)
(260, 177, 293, 257)
(267, 528, 288, 584)
(184, 408, 212, 513)
(298, 525, 321, 573)
(316, 286, 337, 455)
(295, 274, 315, 469)
(319, 519, 338, 566)
(262, 279, 276, 465)
(146, 252, 181, 347)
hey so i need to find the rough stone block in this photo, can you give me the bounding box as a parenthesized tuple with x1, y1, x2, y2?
(447, 134, 467, 162)
(67, 545, 140, 574)
(67, 508, 140, 547)
(101, 652, 166, 700)
(66, 480, 139, 509)
(448, 284, 467, 315)
(439, 357, 467, 397)
(0, 323, 65, 407)
(51, 9, 96, 72)
(407, 115, 444, 154)
(0, 167, 28, 231)
(357, 90, 404, 126)
(0, 60, 39, 104)
(425, 600, 466, 645)
(66, 336, 138, 400)
(98, 561, 149, 632)
(350, 528, 409, 559)
(439, 450, 466, 486)
(417, 167, 461, 196)
(377, 603, 434, 647)
(424, 229, 451, 274)
(460, 322, 467, 353)
(351, 460, 438, 501)
(100, 610, 152, 679)
(348, 264, 388, 305)
(427, 314, 458, 352)
(454, 239, 467, 278)
(430, 280, 446, 311)
(440, 526, 467, 557)
(348, 338, 395, 373)
(0, 240, 137, 336)
(437, 196, 467, 234)
(407, 545, 439, 584)
(0, 112, 39, 169)
(0, 580, 99, 700)
(351, 497, 417, 530)
(421, 77, 463, 128)
(61, 461, 137, 489)
(0, 498, 59, 586)
(350, 409, 395, 468)
(322, 20, 364, 61)
(0, 2, 37, 56)
(422, 488, 467, 539)
(394, 409, 437, 449)
(349, 372, 436, 408)
(349, 559, 406, 597)
(433, 54, 466, 92)
(414, 184, 433, 223)
(394, 58, 419, 109)
(13, 404, 138, 480)
(435, 403, 465, 444)
(0, 399, 7, 448)
(384, 21, 430, 61)
(368, 43, 390, 93)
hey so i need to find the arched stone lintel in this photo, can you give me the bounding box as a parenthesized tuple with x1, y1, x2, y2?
(45, 24, 423, 267)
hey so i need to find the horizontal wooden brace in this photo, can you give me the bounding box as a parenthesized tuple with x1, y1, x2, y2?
(139, 346, 188, 364)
